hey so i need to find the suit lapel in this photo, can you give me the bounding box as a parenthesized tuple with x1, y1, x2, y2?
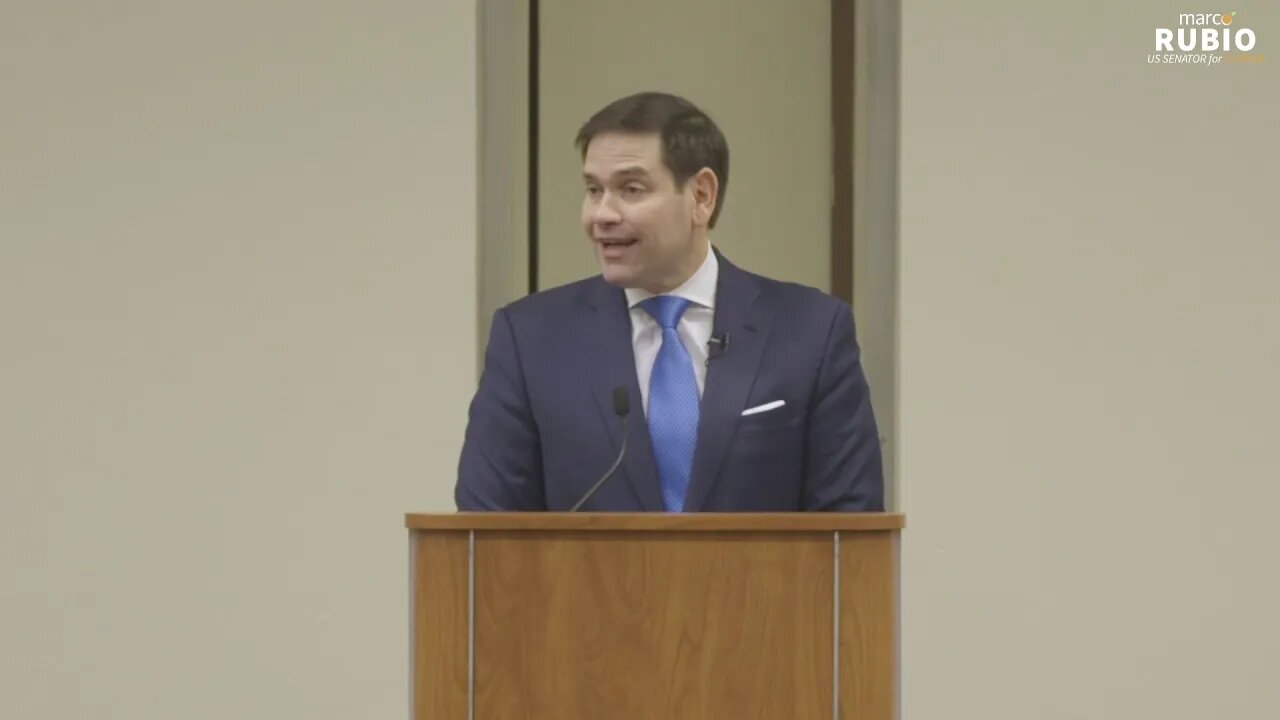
(683, 253, 773, 512)
(586, 280, 665, 511)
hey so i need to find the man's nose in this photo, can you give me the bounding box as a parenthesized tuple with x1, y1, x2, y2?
(592, 194, 622, 224)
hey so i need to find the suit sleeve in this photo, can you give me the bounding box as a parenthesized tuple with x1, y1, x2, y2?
(801, 301, 886, 511)
(455, 307, 546, 511)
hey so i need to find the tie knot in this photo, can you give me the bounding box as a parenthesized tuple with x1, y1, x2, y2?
(640, 295, 692, 330)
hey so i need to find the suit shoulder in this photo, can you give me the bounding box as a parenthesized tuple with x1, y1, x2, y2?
(749, 270, 851, 317)
(496, 275, 602, 326)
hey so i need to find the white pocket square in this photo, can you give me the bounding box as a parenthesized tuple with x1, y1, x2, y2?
(741, 400, 785, 416)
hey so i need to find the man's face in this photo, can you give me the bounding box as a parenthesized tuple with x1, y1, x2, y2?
(581, 132, 709, 293)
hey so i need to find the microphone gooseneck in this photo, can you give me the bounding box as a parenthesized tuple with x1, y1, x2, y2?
(568, 387, 631, 512)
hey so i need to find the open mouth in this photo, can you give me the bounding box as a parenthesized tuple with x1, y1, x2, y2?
(599, 238, 639, 248)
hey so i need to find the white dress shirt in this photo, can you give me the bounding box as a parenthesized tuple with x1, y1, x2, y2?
(624, 244, 719, 416)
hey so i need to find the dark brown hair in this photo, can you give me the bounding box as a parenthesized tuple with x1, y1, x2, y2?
(575, 91, 730, 228)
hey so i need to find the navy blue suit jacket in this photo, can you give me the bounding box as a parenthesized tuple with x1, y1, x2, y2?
(455, 252, 884, 512)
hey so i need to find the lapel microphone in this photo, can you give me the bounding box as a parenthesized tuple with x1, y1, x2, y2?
(707, 332, 730, 361)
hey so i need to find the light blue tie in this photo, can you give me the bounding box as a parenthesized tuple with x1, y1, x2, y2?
(640, 296, 699, 512)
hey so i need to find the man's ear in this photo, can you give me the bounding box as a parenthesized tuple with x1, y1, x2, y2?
(690, 168, 719, 227)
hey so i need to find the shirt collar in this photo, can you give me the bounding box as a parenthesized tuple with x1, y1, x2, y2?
(625, 243, 718, 311)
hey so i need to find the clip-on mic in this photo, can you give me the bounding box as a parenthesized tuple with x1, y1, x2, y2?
(707, 332, 730, 362)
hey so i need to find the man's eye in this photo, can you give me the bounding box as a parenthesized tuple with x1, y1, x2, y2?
(586, 186, 602, 197)
(624, 184, 645, 194)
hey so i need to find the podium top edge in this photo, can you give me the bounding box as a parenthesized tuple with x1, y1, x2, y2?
(404, 512, 905, 532)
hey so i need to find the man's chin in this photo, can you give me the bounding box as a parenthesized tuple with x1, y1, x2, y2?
(599, 263, 639, 289)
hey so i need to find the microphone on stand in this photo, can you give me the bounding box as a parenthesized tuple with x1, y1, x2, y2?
(569, 387, 630, 512)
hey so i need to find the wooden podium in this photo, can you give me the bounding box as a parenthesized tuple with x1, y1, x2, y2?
(407, 512, 903, 719)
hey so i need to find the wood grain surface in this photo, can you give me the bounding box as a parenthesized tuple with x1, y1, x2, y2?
(839, 531, 899, 720)
(474, 531, 835, 719)
(412, 531, 469, 719)
(406, 512, 905, 532)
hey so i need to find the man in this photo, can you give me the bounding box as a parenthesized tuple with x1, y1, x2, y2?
(456, 91, 883, 512)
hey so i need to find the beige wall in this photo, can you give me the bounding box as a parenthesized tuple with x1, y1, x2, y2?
(854, 0, 901, 508)
(0, 2, 475, 718)
(5, 1, 1280, 718)
(477, 0, 530, 366)
(900, 1, 1279, 717)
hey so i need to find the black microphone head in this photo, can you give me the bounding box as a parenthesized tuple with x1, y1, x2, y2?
(611, 387, 630, 417)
